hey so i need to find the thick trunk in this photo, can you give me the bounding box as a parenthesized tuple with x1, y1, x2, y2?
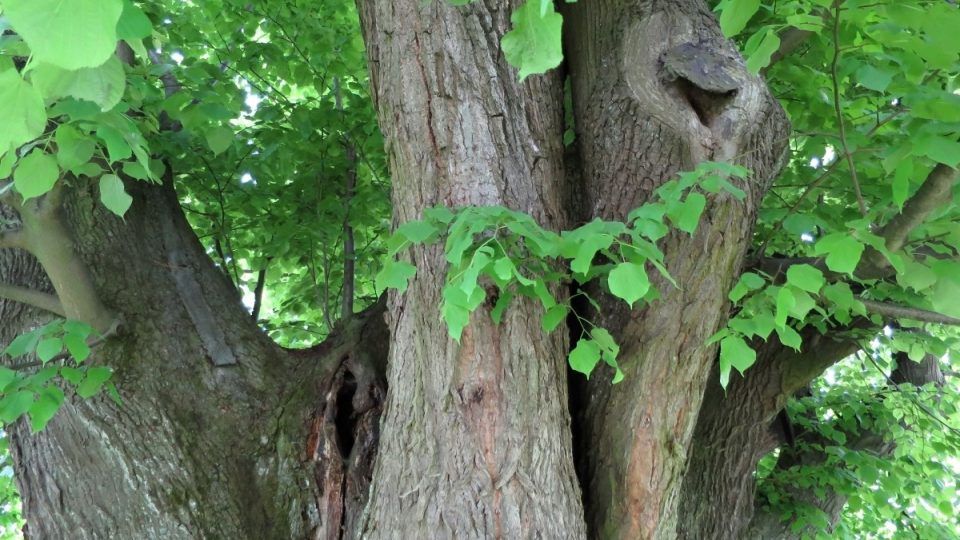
(562, 1, 789, 538)
(355, 1, 585, 538)
(3, 179, 387, 538)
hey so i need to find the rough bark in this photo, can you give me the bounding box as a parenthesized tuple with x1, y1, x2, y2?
(562, 1, 790, 538)
(677, 329, 862, 539)
(354, 1, 585, 538)
(3, 178, 387, 539)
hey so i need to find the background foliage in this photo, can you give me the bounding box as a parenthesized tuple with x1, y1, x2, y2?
(0, 0, 959, 537)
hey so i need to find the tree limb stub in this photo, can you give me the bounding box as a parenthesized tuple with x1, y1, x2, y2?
(0, 282, 65, 317)
(0, 228, 25, 250)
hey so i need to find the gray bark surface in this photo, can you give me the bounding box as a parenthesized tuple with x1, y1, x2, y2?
(355, 1, 585, 538)
(563, 1, 789, 537)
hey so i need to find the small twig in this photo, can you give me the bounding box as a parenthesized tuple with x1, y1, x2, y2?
(0, 283, 65, 316)
(830, 3, 866, 216)
(251, 259, 270, 321)
(335, 77, 357, 321)
(861, 299, 960, 326)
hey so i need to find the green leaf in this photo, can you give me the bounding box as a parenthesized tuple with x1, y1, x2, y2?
(205, 126, 234, 156)
(856, 65, 893, 92)
(776, 325, 802, 350)
(55, 125, 97, 171)
(76, 366, 113, 398)
(106, 382, 122, 405)
(542, 304, 568, 332)
(375, 260, 417, 293)
(96, 125, 133, 162)
(0, 367, 17, 391)
(14, 150, 59, 201)
(786, 264, 825, 294)
(63, 320, 93, 338)
(440, 300, 470, 342)
(729, 272, 766, 302)
(571, 234, 614, 275)
(719, 0, 761, 38)
(500, 0, 564, 80)
(814, 233, 865, 275)
(607, 262, 650, 308)
(35, 337, 63, 363)
(569, 338, 601, 377)
(99, 174, 133, 217)
(493, 257, 514, 281)
(60, 367, 84, 385)
(667, 192, 707, 235)
(424, 206, 455, 224)
(28, 387, 64, 432)
(745, 29, 780, 74)
(929, 261, 960, 318)
(590, 327, 620, 364)
(1, 0, 123, 69)
(32, 57, 126, 112)
(912, 135, 960, 167)
(63, 333, 91, 363)
(0, 69, 47, 156)
(116, 0, 153, 41)
(396, 220, 438, 244)
(719, 335, 756, 388)
(3, 331, 40, 358)
(775, 286, 795, 328)
(892, 158, 913, 211)
(0, 390, 34, 424)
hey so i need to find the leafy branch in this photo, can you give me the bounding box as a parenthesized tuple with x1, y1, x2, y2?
(378, 162, 750, 381)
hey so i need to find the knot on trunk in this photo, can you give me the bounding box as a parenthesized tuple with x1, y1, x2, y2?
(660, 42, 740, 128)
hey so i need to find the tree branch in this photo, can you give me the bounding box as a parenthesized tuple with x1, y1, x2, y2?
(251, 260, 269, 322)
(863, 163, 958, 273)
(861, 299, 960, 326)
(753, 164, 959, 280)
(0, 181, 18, 208)
(761, 27, 814, 75)
(0, 282, 65, 316)
(0, 228, 25, 250)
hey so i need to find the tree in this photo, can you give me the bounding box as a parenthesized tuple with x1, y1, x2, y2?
(0, 0, 958, 538)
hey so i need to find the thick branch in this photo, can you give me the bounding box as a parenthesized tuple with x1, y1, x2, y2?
(20, 204, 115, 333)
(862, 163, 958, 273)
(0, 283, 65, 316)
(678, 330, 862, 539)
(754, 163, 959, 280)
(862, 299, 960, 326)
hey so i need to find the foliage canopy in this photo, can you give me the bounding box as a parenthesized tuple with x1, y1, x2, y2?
(0, 0, 959, 537)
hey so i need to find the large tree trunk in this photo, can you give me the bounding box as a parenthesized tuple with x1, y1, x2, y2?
(562, 1, 789, 538)
(3, 178, 388, 539)
(355, 1, 585, 537)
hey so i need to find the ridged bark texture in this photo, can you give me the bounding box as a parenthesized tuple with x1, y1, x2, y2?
(355, 1, 586, 538)
(563, 1, 789, 538)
